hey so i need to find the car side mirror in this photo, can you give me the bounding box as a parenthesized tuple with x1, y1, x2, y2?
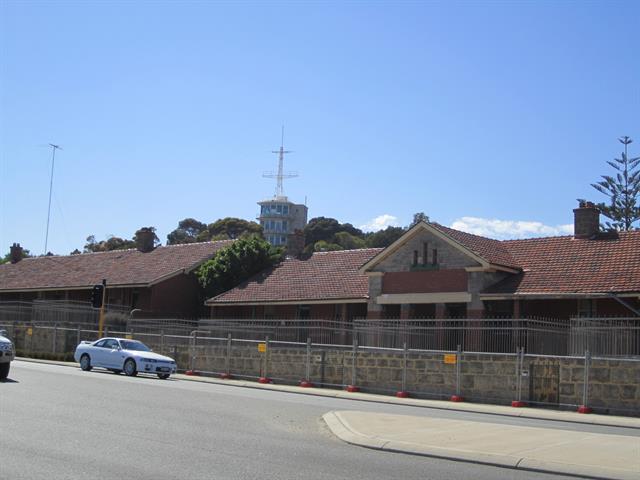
(0, 329, 7, 337)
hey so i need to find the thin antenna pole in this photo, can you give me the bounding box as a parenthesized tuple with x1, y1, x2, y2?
(263, 125, 296, 197)
(45, 143, 62, 254)
(276, 126, 285, 196)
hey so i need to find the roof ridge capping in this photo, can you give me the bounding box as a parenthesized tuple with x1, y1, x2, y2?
(163, 239, 234, 248)
(312, 247, 383, 255)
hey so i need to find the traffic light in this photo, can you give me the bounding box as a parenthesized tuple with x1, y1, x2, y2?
(90, 284, 104, 308)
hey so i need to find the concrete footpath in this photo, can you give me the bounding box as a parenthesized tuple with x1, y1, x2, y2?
(323, 411, 640, 480)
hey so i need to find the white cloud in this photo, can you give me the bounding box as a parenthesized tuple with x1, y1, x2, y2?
(450, 216, 573, 240)
(360, 214, 400, 232)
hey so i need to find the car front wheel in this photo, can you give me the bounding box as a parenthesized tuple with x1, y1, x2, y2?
(123, 359, 137, 377)
(80, 354, 92, 371)
(157, 373, 170, 380)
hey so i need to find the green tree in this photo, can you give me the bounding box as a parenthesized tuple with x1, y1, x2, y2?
(592, 136, 640, 231)
(83, 226, 158, 253)
(303, 217, 342, 247)
(84, 235, 135, 252)
(365, 226, 406, 248)
(333, 231, 366, 250)
(197, 217, 262, 241)
(196, 235, 282, 297)
(410, 212, 430, 227)
(313, 240, 343, 252)
(167, 218, 207, 245)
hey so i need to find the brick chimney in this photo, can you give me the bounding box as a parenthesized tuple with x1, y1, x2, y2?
(9, 243, 23, 263)
(286, 230, 306, 258)
(135, 228, 157, 253)
(573, 200, 600, 239)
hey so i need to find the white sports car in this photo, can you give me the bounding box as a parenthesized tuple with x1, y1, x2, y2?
(74, 337, 177, 379)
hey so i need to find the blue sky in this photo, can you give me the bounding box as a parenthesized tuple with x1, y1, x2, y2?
(1, 1, 638, 255)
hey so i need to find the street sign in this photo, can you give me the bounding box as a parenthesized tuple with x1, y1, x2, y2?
(444, 354, 457, 364)
(258, 343, 266, 353)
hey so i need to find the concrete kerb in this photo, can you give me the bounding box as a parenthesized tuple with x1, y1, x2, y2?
(322, 411, 640, 480)
(15, 357, 640, 430)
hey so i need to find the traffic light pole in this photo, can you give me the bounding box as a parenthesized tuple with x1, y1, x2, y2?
(97, 279, 107, 338)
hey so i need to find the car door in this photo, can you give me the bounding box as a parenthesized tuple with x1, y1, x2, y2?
(90, 339, 109, 367)
(102, 339, 122, 368)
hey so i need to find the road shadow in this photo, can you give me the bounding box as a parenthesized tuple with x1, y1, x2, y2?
(0, 378, 19, 383)
(82, 368, 176, 382)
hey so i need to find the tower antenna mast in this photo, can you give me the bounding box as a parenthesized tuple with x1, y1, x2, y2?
(44, 143, 62, 254)
(263, 126, 298, 197)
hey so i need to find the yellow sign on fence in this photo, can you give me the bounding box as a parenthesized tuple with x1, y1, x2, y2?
(444, 354, 457, 364)
(258, 343, 266, 353)
(26, 327, 33, 336)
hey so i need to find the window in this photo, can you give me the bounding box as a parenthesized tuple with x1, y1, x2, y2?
(283, 205, 289, 215)
(432, 248, 438, 265)
(423, 242, 428, 265)
(413, 250, 418, 266)
(282, 220, 288, 232)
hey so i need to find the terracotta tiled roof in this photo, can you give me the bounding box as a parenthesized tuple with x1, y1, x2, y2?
(431, 223, 520, 269)
(0, 241, 233, 291)
(208, 248, 383, 304)
(486, 231, 640, 294)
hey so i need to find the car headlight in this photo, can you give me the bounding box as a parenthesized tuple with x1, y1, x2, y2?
(142, 358, 158, 363)
(0, 344, 12, 352)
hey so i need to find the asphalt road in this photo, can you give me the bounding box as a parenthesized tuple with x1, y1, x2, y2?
(1, 361, 636, 480)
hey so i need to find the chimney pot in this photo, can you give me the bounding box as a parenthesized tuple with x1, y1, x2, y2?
(136, 228, 157, 253)
(9, 243, 23, 264)
(573, 201, 600, 239)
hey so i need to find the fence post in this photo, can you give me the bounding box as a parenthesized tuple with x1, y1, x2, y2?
(52, 323, 58, 355)
(186, 330, 199, 376)
(451, 344, 464, 402)
(396, 342, 409, 398)
(300, 337, 314, 387)
(346, 338, 359, 392)
(512, 347, 527, 407)
(221, 333, 233, 379)
(76, 326, 81, 347)
(160, 330, 165, 355)
(259, 335, 271, 383)
(30, 324, 35, 356)
(578, 350, 593, 413)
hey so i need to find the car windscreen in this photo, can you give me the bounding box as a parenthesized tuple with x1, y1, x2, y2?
(119, 340, 151, 352)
